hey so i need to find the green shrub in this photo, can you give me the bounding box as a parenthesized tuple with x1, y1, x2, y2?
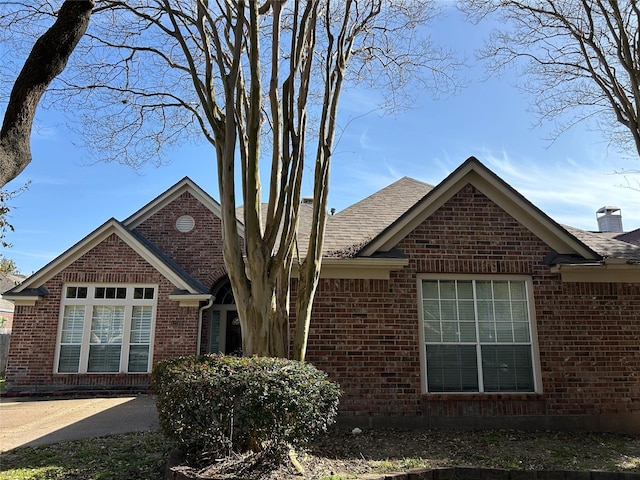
(152, 354, 341, 460)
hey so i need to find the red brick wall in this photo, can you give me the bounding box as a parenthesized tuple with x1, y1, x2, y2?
(134, 192, 226, 287)
(5, 233, 200, 392)
(305, 184, 640, 423)
(6, 182, 639, 430)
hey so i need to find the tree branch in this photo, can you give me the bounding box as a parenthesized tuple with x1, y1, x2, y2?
(0, 0, 94, 187)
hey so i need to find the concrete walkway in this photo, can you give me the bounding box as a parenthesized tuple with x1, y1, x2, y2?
(0, 395, 159, 452)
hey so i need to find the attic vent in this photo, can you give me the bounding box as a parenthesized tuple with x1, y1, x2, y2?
(301, 197, 313, 205)
(596, 206, 623, 233)
(176, 215, 196, 233)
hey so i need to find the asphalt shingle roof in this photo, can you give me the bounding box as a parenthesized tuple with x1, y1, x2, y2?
(323, 177, 434, 257)
(563, 225, 640, 263)
(238, 175, 640, 264)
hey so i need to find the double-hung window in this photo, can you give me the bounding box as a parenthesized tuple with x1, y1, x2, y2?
(419, 277, 539, 393)
(56, 285, 156, 374)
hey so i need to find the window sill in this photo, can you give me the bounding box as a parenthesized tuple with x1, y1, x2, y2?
(423, 393, 545, 401)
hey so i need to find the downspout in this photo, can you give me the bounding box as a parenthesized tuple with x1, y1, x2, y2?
(197, 297, 215, 354)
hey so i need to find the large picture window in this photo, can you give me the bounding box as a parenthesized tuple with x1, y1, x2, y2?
(420, 277, 539, 393)
(55, 285, 156, 374)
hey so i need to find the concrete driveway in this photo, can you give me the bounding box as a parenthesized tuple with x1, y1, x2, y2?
(0, 395, 159, 452)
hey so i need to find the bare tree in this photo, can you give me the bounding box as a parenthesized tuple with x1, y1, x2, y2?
(0, 0, 94, 187)
(1, 0, 458, 359)
(462, 0, 640, 157)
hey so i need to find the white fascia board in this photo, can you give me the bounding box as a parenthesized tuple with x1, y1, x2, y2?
(550, 263, 640, 283)
(291, 257, 408, 279)
(168, 293, 213, 307)
(2, 295, 42, 306)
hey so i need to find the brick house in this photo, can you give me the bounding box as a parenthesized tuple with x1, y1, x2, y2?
(4, 157, 640, 433)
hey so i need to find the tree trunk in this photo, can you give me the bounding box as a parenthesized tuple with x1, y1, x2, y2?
(0, 0, 94, 188)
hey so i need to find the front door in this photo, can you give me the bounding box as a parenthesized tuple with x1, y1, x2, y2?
(225, 310, 242, 355)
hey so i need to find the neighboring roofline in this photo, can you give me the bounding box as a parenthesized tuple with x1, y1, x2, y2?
(6, 219, 207, 296)
(123, 176, 245, 238)
(359, 157, 600, 260)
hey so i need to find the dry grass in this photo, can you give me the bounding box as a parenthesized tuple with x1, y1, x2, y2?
(1, 428, 638, 480)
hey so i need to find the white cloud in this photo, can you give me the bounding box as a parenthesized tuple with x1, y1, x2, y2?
(480, 151, 640, 231)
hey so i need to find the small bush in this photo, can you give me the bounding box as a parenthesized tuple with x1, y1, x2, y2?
(152, 354, 341, 461)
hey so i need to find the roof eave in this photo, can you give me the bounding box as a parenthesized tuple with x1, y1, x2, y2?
(291, 257, 408, 280)
(550, 260, 640, 283)
(168, 291, 214, 307)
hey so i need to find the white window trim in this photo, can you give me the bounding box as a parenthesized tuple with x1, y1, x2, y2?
(417, 274, 543, 395)
(54, 284, 158, 374)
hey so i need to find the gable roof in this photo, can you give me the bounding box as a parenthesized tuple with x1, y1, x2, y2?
(8, 159, 638, 294)
(124, 177, 244, 237)
(4, 218, 208, 303)
(357, 157, 600, 261)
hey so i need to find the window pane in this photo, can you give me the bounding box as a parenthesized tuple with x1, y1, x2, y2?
(58, 345, 81, 373)
(424, 321, 441, 342)
(441, 322, 458, 342)
(423, 299, 440, 322)
(440, 300, 457, 321)
(458, 300, 475, 322)
(478, 320, 494, 342)
(511, 301, 529, 321)
(493, 281, 510, 300)
(496, 322, 514, 343)
(134, 287, 155, 300)
(130, 306, 152, 343)
(513, 322, 530, 342)
(128, 345, 149, 372)
(88, 345, 121, 372)
(459, 321, 476, 342)
(61, 306, 85, 343)
(91, 306, 124, 344)
(209, 310, 221, 353)
(426, 345, 478, 392)
(494, 302, 512, 322)
(422, 281, 439, 299)
(65, 286, 88, 299)
(457, 281, 473, 299)
(510, 282, 526, 300)
(477, 300, 494, 322)
(440, 281, 456, 299)
(95, 287, 105, 299)
(476, 281, 492, 300)
(482, 345, 534, 392)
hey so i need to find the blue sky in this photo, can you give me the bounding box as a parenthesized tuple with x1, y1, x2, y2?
(2, 5, 639, 275)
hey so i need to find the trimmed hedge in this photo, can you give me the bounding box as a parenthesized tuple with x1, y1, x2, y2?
(152, 354, 341, 459)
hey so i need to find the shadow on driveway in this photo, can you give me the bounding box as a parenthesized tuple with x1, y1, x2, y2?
(0, 395, 159, 452)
